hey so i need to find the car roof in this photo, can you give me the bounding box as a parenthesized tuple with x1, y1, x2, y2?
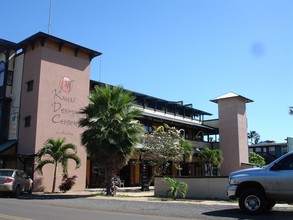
(0, 169, 20, 172)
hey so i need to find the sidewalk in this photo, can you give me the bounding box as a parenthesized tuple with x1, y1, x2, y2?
(68, 186, 237, 206)
(85, 186, 155, 197)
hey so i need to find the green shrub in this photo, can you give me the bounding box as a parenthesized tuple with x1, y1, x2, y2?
(164, 177, 188, 200)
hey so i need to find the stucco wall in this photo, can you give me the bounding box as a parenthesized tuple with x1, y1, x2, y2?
(217, 97, 249, 176)
(18, 41, 90, 192)
(154, 176, 229, 200)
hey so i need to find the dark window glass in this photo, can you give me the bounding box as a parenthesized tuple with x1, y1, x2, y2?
(278, 154, 293, 170)
(0, 62, 4, 87)
(24, 116, 31, 127)
(27, 80, 34, 92)
(7, 70, 13, 86)
(144, 125, 153, 133)
(0, 170, 13, 176)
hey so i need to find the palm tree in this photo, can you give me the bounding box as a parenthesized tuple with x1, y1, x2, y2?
(247, 130, 260, 145)
(164, 177, 188, 200)
(36, 138, 81, 193)
(79, 85, 144, 195)
(198, 147, 223, 176)
(289, 107, 293, 115)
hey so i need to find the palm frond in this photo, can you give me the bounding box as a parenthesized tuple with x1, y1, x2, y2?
(35, 159, 54, 174)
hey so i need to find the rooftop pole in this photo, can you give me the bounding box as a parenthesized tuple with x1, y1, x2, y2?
(48, 0, 52, 34)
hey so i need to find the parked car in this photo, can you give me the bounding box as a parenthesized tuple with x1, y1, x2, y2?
(227, 151, 293, 215)
(0, 169, 33, 197)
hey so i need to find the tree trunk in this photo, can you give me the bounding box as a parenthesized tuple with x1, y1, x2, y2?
(52, 163, 58, 192)
(105, 168, 117, 196)
(208, 163, 213, 176)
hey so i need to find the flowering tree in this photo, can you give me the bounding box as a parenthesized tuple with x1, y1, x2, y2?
(140, 125, 192, 184)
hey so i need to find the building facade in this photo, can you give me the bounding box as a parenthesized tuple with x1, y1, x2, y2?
(0, 32, 252, 191)
(249, 141, 289, 164)
(0, 32, 101, 191)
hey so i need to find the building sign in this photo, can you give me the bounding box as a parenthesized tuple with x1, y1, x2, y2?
(51, 76, 81, 136)
(8, 112, 18, 140)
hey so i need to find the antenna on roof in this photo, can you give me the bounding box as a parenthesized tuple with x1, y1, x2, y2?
(48, 0, 52, 34)
(99, 56, 102, 81)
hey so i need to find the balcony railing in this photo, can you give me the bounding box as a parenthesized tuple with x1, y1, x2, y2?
(134, 104, 203, 126)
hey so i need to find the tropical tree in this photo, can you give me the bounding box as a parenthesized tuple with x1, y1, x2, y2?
(249, 152, 266, 167)
(140, 125, 193, 185)
(164, 177, 188, 200)
(79, 85, 144, 196)
(198, 147, 223, 176)
(36, 138, 81, 193)
(289, 106, 293, 115)
(247, 130, 260, 145)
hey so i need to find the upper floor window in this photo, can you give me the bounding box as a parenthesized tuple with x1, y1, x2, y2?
(24, 116, 31, 127)
(26, 80, 34, 92)
(269, 146, 276, 155)
(255, 147, 262, 153)
(6, 70, 13, 86)
(0, 62, 4, 87)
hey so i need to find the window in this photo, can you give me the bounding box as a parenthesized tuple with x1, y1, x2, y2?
(24, 116, 31, 127)
(26, 80, 34, 92)
(144, 125, 153, 133)
(6, 70, 13, 86)
(0, 62, 4, 87)
(277, 154, 293, 170)
(255, 147, 262, 153)
(269, 147, 276, 155)
(282, 146, 288, 155)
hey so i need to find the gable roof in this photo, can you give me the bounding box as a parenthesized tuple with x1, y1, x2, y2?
(210, 92, 253, 103)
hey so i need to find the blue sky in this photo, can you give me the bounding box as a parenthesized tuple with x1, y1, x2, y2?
(1, 0, 293, 143)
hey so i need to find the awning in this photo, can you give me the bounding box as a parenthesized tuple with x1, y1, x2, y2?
(0, 140, 17, 153)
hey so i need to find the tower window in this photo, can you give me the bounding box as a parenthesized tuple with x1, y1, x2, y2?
(26, 80, 34, 92)
(24, 116, 31, 127)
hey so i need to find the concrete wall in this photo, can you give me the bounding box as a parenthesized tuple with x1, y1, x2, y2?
(154, 176, 228, 200)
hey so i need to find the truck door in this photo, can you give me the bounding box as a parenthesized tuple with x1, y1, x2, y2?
(266, 154, 293, 201)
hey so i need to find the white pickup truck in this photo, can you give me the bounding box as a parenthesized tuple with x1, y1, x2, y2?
(227, 151, 293, 214)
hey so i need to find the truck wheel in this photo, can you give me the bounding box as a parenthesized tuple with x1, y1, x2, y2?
(239, 189, 267, 215)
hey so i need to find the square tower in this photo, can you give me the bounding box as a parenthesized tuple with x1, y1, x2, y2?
(211, 93, 253, 175)
(17, 32, 101, 191)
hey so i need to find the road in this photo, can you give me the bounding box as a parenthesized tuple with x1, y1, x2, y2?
(0, 194, 292, 220)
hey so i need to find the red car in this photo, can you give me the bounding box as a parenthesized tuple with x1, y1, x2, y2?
(0, 169, 33, 197)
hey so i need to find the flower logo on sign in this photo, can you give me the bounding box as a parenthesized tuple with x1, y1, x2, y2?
(59, 77, 73, 93)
